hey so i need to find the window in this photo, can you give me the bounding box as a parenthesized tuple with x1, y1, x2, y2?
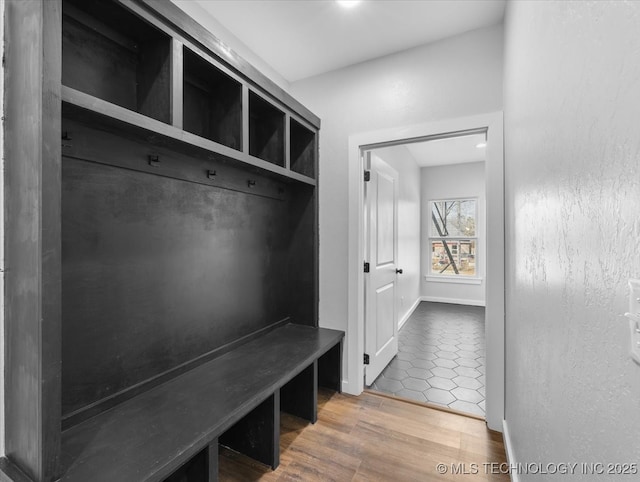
(430, 199, 477, 276)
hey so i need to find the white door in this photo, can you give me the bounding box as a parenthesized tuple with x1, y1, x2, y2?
(364, 152, 399, 386)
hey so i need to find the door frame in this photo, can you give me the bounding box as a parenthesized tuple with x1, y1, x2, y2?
(345, 112, 505, 431)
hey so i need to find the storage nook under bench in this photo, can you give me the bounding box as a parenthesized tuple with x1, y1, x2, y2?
(1, 0, 343, 481)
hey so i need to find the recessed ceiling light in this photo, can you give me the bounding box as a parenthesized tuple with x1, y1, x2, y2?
(476, 142, 487, 148)
(336, 0, 361, 8)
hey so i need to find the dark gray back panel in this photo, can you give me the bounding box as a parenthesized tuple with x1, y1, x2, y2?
(62, 158, 290, 416)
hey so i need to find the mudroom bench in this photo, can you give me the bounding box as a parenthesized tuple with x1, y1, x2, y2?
(1, 0, 334, 480)
(60, 324, 343, 482)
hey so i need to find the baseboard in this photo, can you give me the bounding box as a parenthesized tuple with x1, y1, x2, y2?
(342, 379, 356, 395)
(0, 457, 32, 482)
(421, 296, 485, 307)
(398, 297, 422, 330)
(502, 419, 519, 482)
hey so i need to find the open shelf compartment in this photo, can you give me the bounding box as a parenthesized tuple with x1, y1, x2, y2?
(162, 446, 211, 482)
(290, 118, 316, 179)
(62, 0, 171, 124)
(183, 47, 243, 151)
(249, 91, 285, 167)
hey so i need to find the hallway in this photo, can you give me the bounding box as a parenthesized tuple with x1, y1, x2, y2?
(370, 302, 486, 417)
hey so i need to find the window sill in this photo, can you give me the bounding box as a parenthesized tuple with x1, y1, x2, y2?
(424, 275, 483, 285)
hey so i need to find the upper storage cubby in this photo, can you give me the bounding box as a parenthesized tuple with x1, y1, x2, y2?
(290, 118, 316, 179)
(249, 92, 285, 167)
(62, 0, 171, 123)
(183, 47, 243, 151)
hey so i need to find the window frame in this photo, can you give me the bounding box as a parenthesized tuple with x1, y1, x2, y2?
(428, 197, 480, 280)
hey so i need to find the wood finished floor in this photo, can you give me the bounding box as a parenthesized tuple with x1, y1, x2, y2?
(219, 388, 509, 481)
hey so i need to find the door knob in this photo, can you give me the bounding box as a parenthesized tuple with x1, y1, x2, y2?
(396, 269, 403, 274)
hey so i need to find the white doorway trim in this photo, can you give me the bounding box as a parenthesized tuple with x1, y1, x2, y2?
(345, 112, 505, 431)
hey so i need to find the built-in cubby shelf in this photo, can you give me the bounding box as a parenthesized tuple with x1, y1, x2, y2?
(290, 118, 317, 179)
(61, 0, 317, 184)
(62, 0, 171, 124)
(249, 92, 286, 167)
(183, 47, 243, 151)
(61, 86, 316, 187)
(4, 0, 326, 481)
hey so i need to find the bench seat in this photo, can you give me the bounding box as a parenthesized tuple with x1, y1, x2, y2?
(60, 324, 344, 482)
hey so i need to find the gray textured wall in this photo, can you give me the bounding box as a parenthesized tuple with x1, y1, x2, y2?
(504, 1, 640, 478)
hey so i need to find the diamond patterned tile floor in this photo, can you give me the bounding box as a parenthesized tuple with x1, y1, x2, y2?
(369, 301, 486, 417)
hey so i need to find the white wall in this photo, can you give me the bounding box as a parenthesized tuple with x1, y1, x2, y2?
(170, 0, 290, 91)
(421, 162, 485, 306)
(373, 146, 422, 328)
(290, 24, 503, 382)
(504, 1, 640, 477)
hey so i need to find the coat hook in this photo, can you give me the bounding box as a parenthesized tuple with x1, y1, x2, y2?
(248, 180, 256, 187)
(148, 155, 160, 167)
(61, 131, 73, 148)
(207, 169, 217, 179)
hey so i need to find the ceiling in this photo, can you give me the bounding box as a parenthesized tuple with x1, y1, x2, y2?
(191, 0, 506, 82)
(377, 133, 486, 168)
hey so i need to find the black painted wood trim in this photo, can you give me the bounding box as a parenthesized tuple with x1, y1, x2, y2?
(313, 130, 320, 324)
(4, 0, 62, 480)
